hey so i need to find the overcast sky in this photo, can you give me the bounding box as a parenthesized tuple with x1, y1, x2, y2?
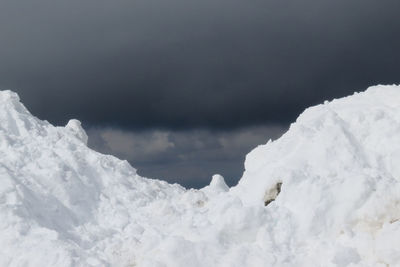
(1, 0, 399, 187)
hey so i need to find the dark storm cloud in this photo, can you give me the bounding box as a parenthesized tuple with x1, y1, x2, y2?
(87, 125, 286, 188)
(1, 0, 399, 128)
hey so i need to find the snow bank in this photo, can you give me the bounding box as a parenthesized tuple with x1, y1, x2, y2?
(0, 85, 400, 266)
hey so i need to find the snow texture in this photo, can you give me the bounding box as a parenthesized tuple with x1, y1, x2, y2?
(1, 85, 400, 266)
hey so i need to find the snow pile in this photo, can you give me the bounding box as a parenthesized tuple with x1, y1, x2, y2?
(1, 85, 400, 266)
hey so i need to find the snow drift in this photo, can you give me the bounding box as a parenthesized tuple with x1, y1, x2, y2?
(1, 85, 400, 266)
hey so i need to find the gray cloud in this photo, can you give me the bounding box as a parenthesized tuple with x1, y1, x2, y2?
(87, 125, 286, 188)
(1, 0, 399, 129)
(97, 129, 174, 160)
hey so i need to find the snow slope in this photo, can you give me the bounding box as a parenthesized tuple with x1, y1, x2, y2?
(1, 85, 400, 266)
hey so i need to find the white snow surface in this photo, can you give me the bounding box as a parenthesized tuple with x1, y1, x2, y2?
(1, 85, 400, 266)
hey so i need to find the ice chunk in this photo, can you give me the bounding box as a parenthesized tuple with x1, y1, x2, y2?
(65, 119, 88, 145)
(210, 174, 229, 192)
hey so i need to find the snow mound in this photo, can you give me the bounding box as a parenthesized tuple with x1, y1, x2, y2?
(201, 174, 229, 195)
(66, 119, 88, 145)
(1, 85, 400, 266)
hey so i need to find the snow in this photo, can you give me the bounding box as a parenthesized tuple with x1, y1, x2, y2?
(1, 85, 400, 266)
(66, 119, 89, 145)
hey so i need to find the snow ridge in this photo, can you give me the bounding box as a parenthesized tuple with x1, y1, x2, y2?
(1, 85, 400, 266)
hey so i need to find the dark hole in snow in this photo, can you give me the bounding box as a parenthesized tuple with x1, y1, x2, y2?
(264, 182, 282, 206)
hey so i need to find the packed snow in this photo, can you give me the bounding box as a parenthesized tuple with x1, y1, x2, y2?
(1, 85, 400, 266)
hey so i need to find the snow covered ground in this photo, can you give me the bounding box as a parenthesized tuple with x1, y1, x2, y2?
(1, 85, 400, 266)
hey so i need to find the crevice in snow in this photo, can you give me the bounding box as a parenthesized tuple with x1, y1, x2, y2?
(264, 182, 282, 206)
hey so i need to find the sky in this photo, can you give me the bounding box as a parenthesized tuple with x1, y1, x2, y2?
(1, 0, 399, 188)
